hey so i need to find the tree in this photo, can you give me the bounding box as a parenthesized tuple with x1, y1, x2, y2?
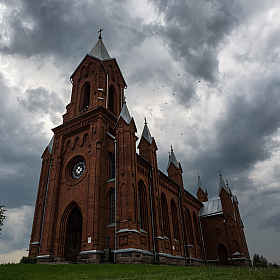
(0, 201, 6, 235)
(253, 253, 268, 267)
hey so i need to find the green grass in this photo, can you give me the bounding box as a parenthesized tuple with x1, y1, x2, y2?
(0, 264, 279, 280)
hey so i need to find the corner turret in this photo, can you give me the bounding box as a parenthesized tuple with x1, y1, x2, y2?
(196, 173, 208, 202)
(167, 146, 183, 186)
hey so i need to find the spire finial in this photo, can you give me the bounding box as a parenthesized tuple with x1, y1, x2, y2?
(144, 117, 147, 125)
(197, 172, 200, 178)
(226, 179, 228, 186)
(171, 145, 173, 152)
(98, 28, 103, 40)
(218, 169, 222, 176)
(124, 95, 126, 104)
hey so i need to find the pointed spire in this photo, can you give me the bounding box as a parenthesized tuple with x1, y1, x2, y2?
(219, 170, 231, 195)
(167, 145, 180, 170)
(118, 98, 132, 124)
(141, 118, 153, 144)
(89, 31, 111, 60)
(197, 172, 207, 193)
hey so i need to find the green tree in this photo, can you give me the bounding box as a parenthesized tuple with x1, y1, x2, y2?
(0, 200, 6, 234)
(253, 253, 268, 267)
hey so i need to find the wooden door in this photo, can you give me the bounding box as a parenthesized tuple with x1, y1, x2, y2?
(218, 243, 229, 265)
(65, 207, 82, 262)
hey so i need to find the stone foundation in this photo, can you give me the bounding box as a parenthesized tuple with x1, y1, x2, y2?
(114, 249, 154, 264)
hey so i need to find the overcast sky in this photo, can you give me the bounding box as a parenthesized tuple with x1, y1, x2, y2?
(0, 0, 280, 264)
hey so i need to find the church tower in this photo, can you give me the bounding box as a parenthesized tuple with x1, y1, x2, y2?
(29, 33, 127, 263)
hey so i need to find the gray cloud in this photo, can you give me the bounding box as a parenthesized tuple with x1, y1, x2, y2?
(0, 73, 50, 208)
(0, 0, 280, 264)
(149, 0, 242, 83)
(18, 87, 64, 123)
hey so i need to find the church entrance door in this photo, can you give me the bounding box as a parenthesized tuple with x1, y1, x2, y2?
(218, 243, 229, 265)
(65, 207, 82, 262)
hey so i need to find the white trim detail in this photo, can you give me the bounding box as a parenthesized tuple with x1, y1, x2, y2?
(80, 250, 104, 255)
(116, 228, 140, 234)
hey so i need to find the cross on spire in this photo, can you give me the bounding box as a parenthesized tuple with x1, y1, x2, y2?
(98, 28, 103, 39)
(218, 169, 222, 176)
(144, 117, 147, 125)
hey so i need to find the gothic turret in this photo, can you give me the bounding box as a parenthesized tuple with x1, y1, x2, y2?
(196, 173, 208, 202)
(138, 119, 158, 169)
(63, 34, 126, 122)
(115, 101, 138, 233)
(167, 146, 183, 186)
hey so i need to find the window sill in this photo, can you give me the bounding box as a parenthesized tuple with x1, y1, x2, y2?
(107, 178, 116, 183)
(107, 223, 116, 228)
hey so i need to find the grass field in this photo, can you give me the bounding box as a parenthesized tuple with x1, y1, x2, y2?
(0, 264, 280, 280)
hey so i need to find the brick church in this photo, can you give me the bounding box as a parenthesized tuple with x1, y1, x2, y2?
(29, 33, 250, 266)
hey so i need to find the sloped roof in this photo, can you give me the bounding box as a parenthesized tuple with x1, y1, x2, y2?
(118, 102, 132, 124)
(199, 198, 223, 217)
(166, 146, 180, 170)
(88, 38, 111, 60)
(47, 135, 54, 154)
(141, 120, 154, 144)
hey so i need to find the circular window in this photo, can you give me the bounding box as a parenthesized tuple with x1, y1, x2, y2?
(65, 156, 86, 183)
(72, 161, 86, 179)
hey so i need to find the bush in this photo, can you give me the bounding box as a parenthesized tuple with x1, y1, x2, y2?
(20, 256, 38, 264)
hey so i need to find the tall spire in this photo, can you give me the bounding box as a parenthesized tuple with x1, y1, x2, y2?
(140, 118, 153, 144)
(167, 145, 180, 170)
(218, 170, 231, 195)
(88, 29, 111, 60)
(197, 172, 207, 193)
(118, 98, 132, 124)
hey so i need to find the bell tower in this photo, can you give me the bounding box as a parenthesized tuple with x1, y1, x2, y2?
(29, 33, 128, 263)
(63, 31, 126, 122)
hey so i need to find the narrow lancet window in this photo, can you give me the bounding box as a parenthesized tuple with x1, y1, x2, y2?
(83, 84, 90, 109)
(109, 153, 115, 179)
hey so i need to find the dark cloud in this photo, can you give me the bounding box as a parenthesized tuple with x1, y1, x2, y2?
(18, 87, 64, 123)
(0, 73, 51, 208)
(149, 0, 242, 83)
(0, 0, 146, 68)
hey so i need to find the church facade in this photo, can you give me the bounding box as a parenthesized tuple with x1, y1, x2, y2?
(29, 35, 250, 266)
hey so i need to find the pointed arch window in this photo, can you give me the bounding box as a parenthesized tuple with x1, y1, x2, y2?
(138, 181, 148, 231)
(186, 208, 194, 245)
(193, 212, 202, 249)
(109, 153, 115, 180)
(161, 193, 171, 238)
(108, 85, 117, 115)
(171, 199, 180, 241)
(109, 189, 115, 224)
(83, 84, 90, 110)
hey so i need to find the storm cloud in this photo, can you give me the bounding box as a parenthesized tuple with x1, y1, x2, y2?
(0, 0, 280, 264)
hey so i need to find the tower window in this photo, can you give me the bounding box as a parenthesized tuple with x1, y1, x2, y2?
(138, 181, 148, 231)
(108, 85, 117, 115)
(83, 84, 90, 109)
(109, 153, 115, 179)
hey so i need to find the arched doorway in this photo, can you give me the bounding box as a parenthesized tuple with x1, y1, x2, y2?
(65, 207, 82, 262)
(218, 243, 229, 265)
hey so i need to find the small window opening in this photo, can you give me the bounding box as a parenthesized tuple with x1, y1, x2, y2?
(109, 153, 115, 179)
(83, 84, 90, 109)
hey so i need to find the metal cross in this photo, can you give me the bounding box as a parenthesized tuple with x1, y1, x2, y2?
(98, 28, 103, 39)
(218, 169, 221, 176)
